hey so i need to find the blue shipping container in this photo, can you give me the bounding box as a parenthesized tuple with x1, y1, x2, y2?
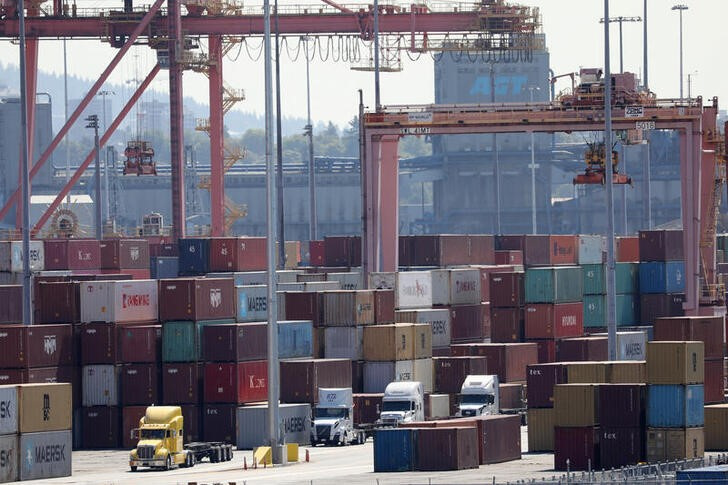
(373, 428, 417, 472)
(151, 256, 179, 279)
(278, 320, 313, 359)
(677, 465, 728, 484)
(178, 238, 210, 276)
(639, 261, 685, 294)
(647, 384, 704, 428)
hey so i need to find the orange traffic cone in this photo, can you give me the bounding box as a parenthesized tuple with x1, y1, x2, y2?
(305, 449, 310, 462)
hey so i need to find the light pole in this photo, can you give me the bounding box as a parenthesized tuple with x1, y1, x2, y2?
(303, 36, 317, 242)
(672, 4, 688, 101)
(599, 16, 642, 73)
(528, 86, 540, 235)
(687, 71, 698, 103)
(98, 90, 114, 223)
(86, 115, 102, 239)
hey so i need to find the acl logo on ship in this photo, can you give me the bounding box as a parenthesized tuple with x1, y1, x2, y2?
(210, 289, 222, 308)
(43, 336, 57, 355)
(122, 293, 150, 308)
(129, 246, 140, 261)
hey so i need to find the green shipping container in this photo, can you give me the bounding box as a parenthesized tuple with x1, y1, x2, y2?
(525, 266, 583, 304)
(163, 319, 236, 362)
(717, 235, 728, 251)
(582, 294, 639, 328)
(615, 263, 639, 294)
(582, 264, 605, 295)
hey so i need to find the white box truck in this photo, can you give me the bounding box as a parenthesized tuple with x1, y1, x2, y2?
(458, 375, 499, 417)
(377, 381, 424, 426)
(311, 388, 366, 446)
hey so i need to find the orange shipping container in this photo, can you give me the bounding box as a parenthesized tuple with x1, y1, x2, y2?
(616, 236, 640, 262)
(363, 324, 415, 361)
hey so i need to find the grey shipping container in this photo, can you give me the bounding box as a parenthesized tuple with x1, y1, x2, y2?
(0, 385, 17, 435)
(19, 430, 72, 481)
(82, 365, 120, 406)
(395, 308, 451, 349)
(363, 360, 415, 393)
(236, 403, 311, 449)
(324, 326, 364, 360)
(0, 434, 18, 483)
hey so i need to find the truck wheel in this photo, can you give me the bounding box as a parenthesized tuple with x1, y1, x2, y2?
(189, 453, 196, 467)
(130, 466, 137, 472)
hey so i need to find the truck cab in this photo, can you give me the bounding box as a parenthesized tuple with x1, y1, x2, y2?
(458, 375, 499, 417)
(378, 381, 424, 426)
(312, 388, 365, 445)
(129, 406, 192, 471)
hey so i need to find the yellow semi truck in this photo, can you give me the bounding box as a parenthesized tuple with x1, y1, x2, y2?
(129, 406, 233, 471)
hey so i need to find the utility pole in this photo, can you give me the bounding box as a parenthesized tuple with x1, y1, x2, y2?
(274, 0, 285, 268)
(599, 16, 642, 73)
(86, 115, 102, 240)
(672, 4, 688, 101)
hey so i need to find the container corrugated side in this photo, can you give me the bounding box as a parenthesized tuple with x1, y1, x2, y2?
(647, 341, 704, 385)
(582, 264, 605, 295)
(235, 285, 268, 322)
(19, 430, 72, 481)
(324, 326, 363, 360)
(0, 385, 17, 435)
(705, 404, 728, 450)
(374, 428, 417, 472)
(278, 320, 313, 359)
(578, 235, 604, 265)
(236, 403, 311, 449)
(81, 365, 119, 407)
(414, 358, 433, 393)
(647, 384, 704, 427)
(0, 434, 18, 483)
(527, 408, 554, 452)
(646, 427, 704, 462)
(639, 261, 686, 294)
(18, 383, 72, 433)
(326, 272, 363, 290)
(525, 267, 582, 304)
(396, 271, 433, 309)
(363, 361, 415, 393)
(0, 240, 44, 272)
(396, 308, 451, 349)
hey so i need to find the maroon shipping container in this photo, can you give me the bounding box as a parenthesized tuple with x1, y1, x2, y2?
(149, 243, 178, 257)
(121, 406, 148, 449)
(204, 361, 267, 404)
(653, 316, 725, 360)
(0, 285, 21, 323)
(531, 339, 556, 363)
(373, 290, 395, 323)
(100, 239, 150, 269)
(490, 307, 524, 343)
(524, 303, 584, 340)
(598, 384, 646, 428)
(118, 325, 161, 363)
(82, 406, 121, 449)
(526, 363, 568, 409)
(203, 323, 267, 362)
(352, 360, 364, 393)
(705, 359, 725, 404)
(433, 356, 488, 394)
(353, 393, 383, 426)
(480, 414, 522, 464)
(499, 383, 524, 410)
(181, 405, 202, 443)
(556, 337, 608, 362)
(640, 293, 685, 324)
(600, 427, 643, 469)
(450, 343, 538, 382)
(324, 236, 361, 267)
(554, 426, 599, 471)
(500, 235, 578, 266)
(476, 266, 516, 303)
(44, 239, 101, 270)
(120, 363, 160, 406)
(208, 237, 267, 271)
(37, 281, 81, 323)
(283, 292, 323, 327)
(489, 272, 524, 308)
(162, 363, 203, 404)
(639, 230, 684, 261)
(0, 324, 73, 368)
(158, 278, 235, 321)
(416, 427, 479, 471)
(495, 250, 523, 266)
(398, 235, 413, 267)
(411, 235, 494, 267)
(280, 358, 352, 404)
(80, 322, 118, 364)
(450, 303, 490, 342)
(203, 404, 237, 443)
(309, 241, 325, 267)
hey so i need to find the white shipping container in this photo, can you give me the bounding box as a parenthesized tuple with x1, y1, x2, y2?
(19, 430, 72, 481)
(278, 281, 340, 292)
(0, 241, 44, 272)
(80, 280, 158, 323)
(324, 327, 364, 360)
(449, 269, 482, 305)
(277, 270, 303, 284)
(81, 365, 119, 406)
(427, 394, 450, 419)
(235, 285, 268, 322)
(236, 403, 311, 449)
(0, 385, 17, 435)
(0, 434, 18, 483)
(369, 272, 395, 290)
(414, 358, 433, 393)
(327, 272, 363, 290)
(578, 235, 605, 265)
(363, 360, 415, 393)
(396, 271, 433, 309)
(595, 331, 647, 361)
(431, 269, 451, 306)
(395, 308, 451, 349)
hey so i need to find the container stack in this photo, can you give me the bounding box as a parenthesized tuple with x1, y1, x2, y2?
(645, 341, 705, 462)
(99, 239, 150, 279)
(638, 230, 686, 325)
(553, 383, 600, 470)
(44, 239, 101, 274)
(582, 262, 640, 331)
(489, 271, 525, 346)
(149, 240, 178, 279)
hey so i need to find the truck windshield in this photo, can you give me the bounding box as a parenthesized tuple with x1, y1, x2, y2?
(460, 394, 494, 405)
(315, 408, 348, 419)
(139, 429, 166, 440)
(382, 400, 412, 412)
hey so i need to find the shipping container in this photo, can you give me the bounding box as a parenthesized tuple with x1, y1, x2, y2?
(81, 406, 120, 449)
(599, 384, 646, 428)
(0, 434, 18, 482)
(363, 324, 415, 361)
(565, 361, 608, 384)
(647, 341, 704, 385)
(433, 357, 488, 394)
(555, 337, 607, 362)
(639, 261, 686, 294)
(354, 394, 383, 424)
(647, 384, 704, 427)
(646, 427, 704, 462)
(118, 325, 161, 363)
(704, 404, 728, 450)
(578, 235, 604, 265)
(82, 365, 119, 407)
(0, 324, 73, 368)
(162, 363, 202, 404)
(177, 238, 210, 275)
(600, 426, 643, 469)
(373, 428, 417, 472)
(450, 303, 490, 342)
(583, 294, 639, 328)
(503, 235, 578, 266)
(593, 330, 646, 360)
(498, 383, 524, 411)
(525, 303, 583, 339)
(18, 430, 72, 480)
(582, 264, 605, 295)
(395, 271, 433, 309)
(236, 403, 311, 449)
(150, 256, 179, 279)
(676, 466, 728, 483)
(526, 363, 568, 409)
(44, 239, 100, 270)
(450, 343, 538, 383)
(235, 285, 268, 322)
(554, 426, 599, 471)
(162, 319, 234, 362)
(653, 316, 725, 360)
(490, 307, 524, 343)
(36, 281, 80, 323)
(410, 235, 494, 267)
(158, 278, 235, 322)
(494, 250, 522, 265)
(704, 359, 724, 404)
(525, 266, 583, 304)
(121, 405, 147, 449)
(616, 262, 640, 294)
(326, 272, 363, 291)
(414, 358, 433, 393)
(554, 384, 599, 427)
(17, 383, 72, 433)
(373, 289, 395, 324)
(80, 322, 118, 364)
(120, 363, 160, 406)
(616, 236, 640, 262)
(432, 269, 481, 306)
(640, 293, 685, 324)
(416, 426, 479, 471)
(395, 309, 450, 349)
(324, 326, 363, 360)
(278, 320, 313, 359)
(426, 394, 450, 419)
(527, 407, 554, 452)
(202, 404, 237, 443)
(308, 240, 325, 266)
(204, 361, 268, 404)
(203, 323, 266, 362)
(639, 229, 684, 261)
(532, 339, 556, 364)
(283, 292, 323, 327)
(0, 386, 17, 435)
(280, 359, 352, 403)
(363, 360, 415, 393)
(324, 236, 361, 267)
(100, 239, 149, 270)
(322, 290, 375, 326)
(0, 240, 44, 272)
(0, 285, 21, 324)
(489, 272, 524, 308)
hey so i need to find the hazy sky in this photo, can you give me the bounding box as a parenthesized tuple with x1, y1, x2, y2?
(1, 0, 724, 127)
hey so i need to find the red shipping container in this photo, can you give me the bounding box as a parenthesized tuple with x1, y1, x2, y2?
(433, 356, 488, 394)
(44, 239, 101, 270)
(373, 289, 395, 323)
(309, 241, 325, 266)
(499, 383, 524, 410)
(469, 235, 496, 265)
(450, 303, 490, 342)
(398, 235, 413, 267)
(705, 359, 725, 404)
(600, 427, 643, 469)
(162, 363, 203, 404)
(480, 414, 522, 464)
(0, 324, 73, 368)
(203, 323, 267, 362)
(120, 363, 160, 406)
(489, 272, 524, 308)
(476, 266, 516, 302)
(203, 404, 237, 443)
(450, 343, 538, 383)
(490, 307, 524, 343)
(100, 239, 150, 269)
(284, 292, 323, 326)
(37, 281, 81, 323)
(181, 405, 201, 443)
(280, 358, 352, 404)
(0, 285, 21, 323)
(149, 242, 178, 258)
(495, 250, 523, 265)
(531, 339, 556, 363)
(598, 384, 646, 428)
(121, 406, 148, 449)
(525, 303, 583, 340)
(118, 324, 161, 363)
(158, 277, 235, 321)
(555, 336, 608, 362)
(324, 236, 361, 267)
(82, 406, 121, 449)
(526, 363, 568, 409)
(416, 427, 479, 471)
(208, 237, 261, 271)
(351, 359, 364, 393)
(353, 393, 383, 426)
(653, 316, 725, 360)
(80, 322, 118, 364)
(512, 235, 578, 266)
(554, 426, 599, 471)
(204, 361, 268, 404)
(616, 237, 640, 262)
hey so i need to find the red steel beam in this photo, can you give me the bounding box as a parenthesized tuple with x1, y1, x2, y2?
(33, 64, 161, 235)
(208, 35, 225, 236)
(0, 0, 165, 224)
